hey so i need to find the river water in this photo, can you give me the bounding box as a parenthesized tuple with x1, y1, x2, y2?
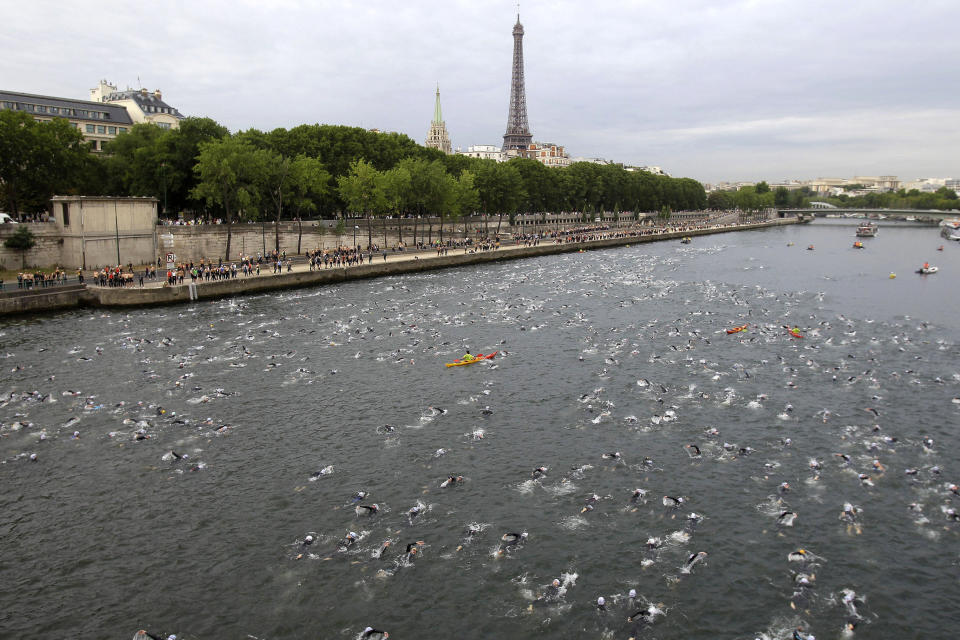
(1, 220, 958, 640)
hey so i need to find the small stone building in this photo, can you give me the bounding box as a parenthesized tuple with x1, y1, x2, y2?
(51, 196, 158, 269)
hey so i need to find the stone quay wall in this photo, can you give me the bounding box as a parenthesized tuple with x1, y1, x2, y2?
(87, 219, 794, 309)
(0, 224, 65, 270)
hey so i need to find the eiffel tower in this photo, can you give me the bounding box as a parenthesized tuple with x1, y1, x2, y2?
(502, 14, 532, 152)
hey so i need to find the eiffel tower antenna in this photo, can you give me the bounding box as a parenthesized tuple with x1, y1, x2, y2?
(502, 10, 532, 151)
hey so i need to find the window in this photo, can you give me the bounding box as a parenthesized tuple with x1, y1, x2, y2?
(108, 126, 116, 134)
(49, 107, 58, 114)
(90, 140, 98, 150)
(158, 122, 171, 129)
(118, 127, 127, 133)
(37, 105, 46, 113)
(85, 124, 94, 133)
(96, 125, 105, 134)
(61, 203, 69, 227)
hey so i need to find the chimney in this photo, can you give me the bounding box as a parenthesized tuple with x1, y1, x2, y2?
(140, 88, 148, 96)
(153, 89, 162, 100)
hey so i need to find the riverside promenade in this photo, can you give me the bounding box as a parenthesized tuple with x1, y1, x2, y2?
(0, 218, 795, 315)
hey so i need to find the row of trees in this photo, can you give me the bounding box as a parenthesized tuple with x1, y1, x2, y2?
(707, 180, 960, 212)
(2, 114, 710, 258)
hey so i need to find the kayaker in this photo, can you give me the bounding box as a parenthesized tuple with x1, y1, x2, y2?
(462, 350, 476, 362)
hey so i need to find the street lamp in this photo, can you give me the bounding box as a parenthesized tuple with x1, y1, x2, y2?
(160, 162, 167, 217)
(354, 225, 359, 249)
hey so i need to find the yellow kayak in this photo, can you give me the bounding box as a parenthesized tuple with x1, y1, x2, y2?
(445, 351, 498, 367)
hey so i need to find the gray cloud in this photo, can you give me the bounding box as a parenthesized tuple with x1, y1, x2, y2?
(3, 0, 957, 182)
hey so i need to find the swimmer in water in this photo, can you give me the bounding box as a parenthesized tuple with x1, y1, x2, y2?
(778, 511, 797, 526)
(339, 531, 359, 550)
(532, 466, 548, 479)
(498, 531, 527, 554)
(630, 488, 647, 504)
(405, 541, 424, 561)
(376, 541, 392, 559)
(683, 551, 707, 571)
(597, 596, 607, 611)
(355, 504, 379, 517)
(602, 451, 621, 460)
(662, 495, 684, 508)
(408, 504, 423, 521)
(440, 475, 463, 487)
(350, 490, 368, 503)
(361, 626, 389, 639)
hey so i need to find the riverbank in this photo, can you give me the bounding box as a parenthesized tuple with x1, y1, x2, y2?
(0, 218, 795, 316)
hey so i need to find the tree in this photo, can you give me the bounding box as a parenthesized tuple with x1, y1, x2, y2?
(337, 158, 384, 249)
(0, 111, 90, 216)
(287, 156, 331, 253)
(755, 181, 770, 194)
(707, 190, 734, 210)
(773, 186, 790, 207)
(4, 225, 37, 268)
(191, 137, 266, 261)
(378, 165, 412, 246)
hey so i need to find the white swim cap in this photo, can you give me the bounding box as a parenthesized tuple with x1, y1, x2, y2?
(29, 453, 37, 461)
(364, 628, 373, 634)
(597, 596, 605, 606)
(552, 579, 560, 587)
(74, 431, 80, 436)
(629, 589, 637, 598)
(305, 535, 313, 542)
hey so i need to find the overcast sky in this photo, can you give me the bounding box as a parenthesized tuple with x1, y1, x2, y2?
(5, 0, 959, 182)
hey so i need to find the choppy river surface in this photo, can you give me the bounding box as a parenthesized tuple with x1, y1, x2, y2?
(2, 220, 959, 640)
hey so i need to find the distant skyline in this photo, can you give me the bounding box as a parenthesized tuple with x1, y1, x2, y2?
(3, 0, 958, 182)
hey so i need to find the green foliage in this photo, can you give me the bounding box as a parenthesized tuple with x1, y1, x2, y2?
(755, 180, 770, 194)
(4, 225, 37, 268)
(0, 111, 90, 215)
(820, 188, 960, 211)
(191, 137, 268, 259)
(98, 117, 229, 215)
(3, 108, 711, 223)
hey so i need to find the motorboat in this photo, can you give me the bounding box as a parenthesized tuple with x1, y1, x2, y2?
(917, 265, 938, 275)
(856, 222, 877, 237)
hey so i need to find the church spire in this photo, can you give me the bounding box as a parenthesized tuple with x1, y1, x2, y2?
(433, 84, 443, 123)
(425, 85, 452, 154)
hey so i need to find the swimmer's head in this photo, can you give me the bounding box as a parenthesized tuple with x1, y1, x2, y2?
(29, 453, 37, 461)
(305, 535, 314, 544)
(552, 579, 560, 587)
(629, 589, 637, 598)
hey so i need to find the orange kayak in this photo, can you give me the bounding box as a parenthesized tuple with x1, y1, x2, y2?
(445, 351, 498, 367)
(789, 329, 804, 339)
(726, 324, 748, 335)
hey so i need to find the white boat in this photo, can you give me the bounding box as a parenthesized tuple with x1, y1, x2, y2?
(856, 222, 877, 237)
(917, 266, 938, 274)
(940, 219, 960, 238)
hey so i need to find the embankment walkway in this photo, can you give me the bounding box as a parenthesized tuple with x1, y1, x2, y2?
(1, 219, 795, 316)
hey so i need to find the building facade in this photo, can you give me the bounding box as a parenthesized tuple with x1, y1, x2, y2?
(0, 90, 133, 151)
(89, 80, 184, 129)
(424, 86, 452, 154)
(508, 142, 571, 167)
(458, 144, 505, 162)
